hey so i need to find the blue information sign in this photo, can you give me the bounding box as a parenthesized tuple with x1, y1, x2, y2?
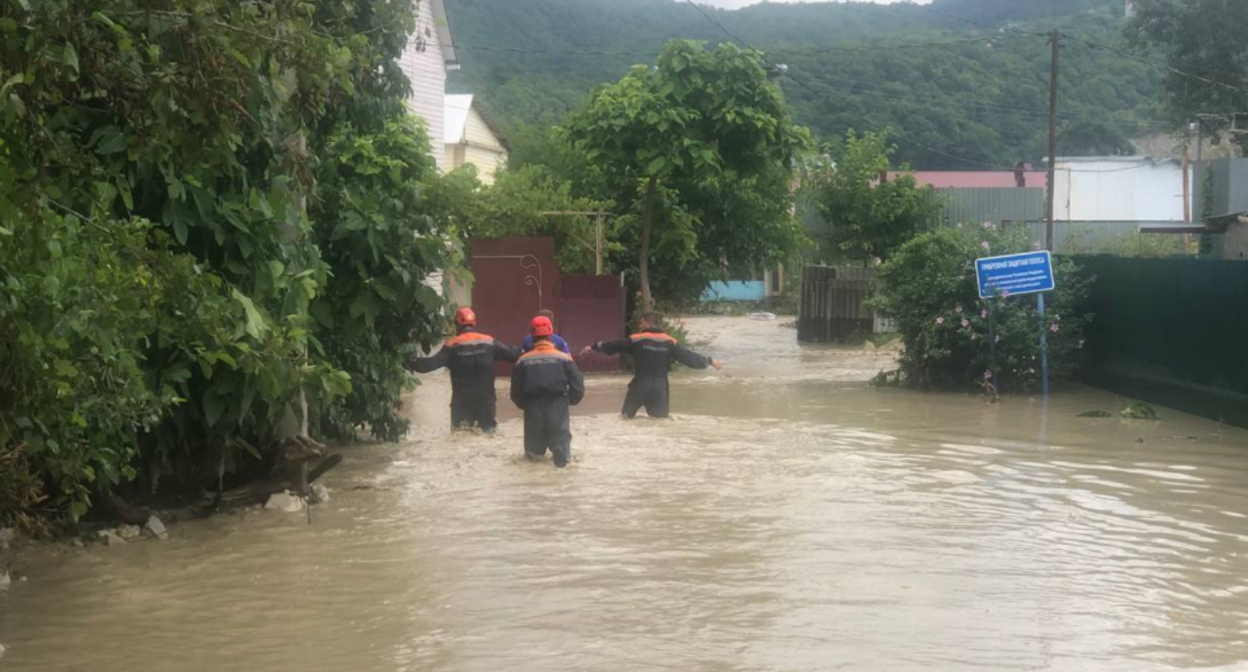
(975, 251, 1055, 299)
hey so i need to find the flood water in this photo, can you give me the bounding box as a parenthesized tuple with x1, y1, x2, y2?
(4, 317, 1248, 671)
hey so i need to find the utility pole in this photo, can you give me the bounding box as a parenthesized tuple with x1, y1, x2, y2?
(1194, 118, 1204, 220)
(1182, 136, 1191, 223)
(1045, 30, 1061, 252)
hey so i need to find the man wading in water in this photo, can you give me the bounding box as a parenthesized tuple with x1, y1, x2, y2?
(408, 307, 519, 434)
(581, 312, 721, 419)
(511, 315, 585, 467)
(520, 309, 570, 354)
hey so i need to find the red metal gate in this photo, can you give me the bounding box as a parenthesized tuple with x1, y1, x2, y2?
(560, 274, 626, 373)
(468, 238, 624, 375)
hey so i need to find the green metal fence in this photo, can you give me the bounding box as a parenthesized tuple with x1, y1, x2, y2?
(1074, 255, 1248, 428)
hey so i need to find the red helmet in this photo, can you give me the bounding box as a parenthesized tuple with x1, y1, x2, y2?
(530, 316, 554, 338)
(454, 307, 477, 327)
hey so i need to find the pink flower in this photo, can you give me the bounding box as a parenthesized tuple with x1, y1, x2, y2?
(935, 317, 945, 325)
(961, 319, 970, 328)
(983, 370, 993, 380)
(980, 309, 988, 319)
(1050, 323, 1060, 333)
(982, 221, 997, 230)
(999, 289, 1010, 298)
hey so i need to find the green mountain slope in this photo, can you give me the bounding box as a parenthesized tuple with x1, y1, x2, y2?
(446, 0, 1164, 169)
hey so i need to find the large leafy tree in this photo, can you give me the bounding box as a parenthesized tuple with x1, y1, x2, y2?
(0, 0, 451, 522)
(811, 131, 938, 262)
(566, 40, 809, 310)
(1127, 0, 1248, 151)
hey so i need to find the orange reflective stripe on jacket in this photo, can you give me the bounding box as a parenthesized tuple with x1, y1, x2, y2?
(519, 340, 571, 361)
(446, 331, 495, 347)
(629, 332, 678, 344)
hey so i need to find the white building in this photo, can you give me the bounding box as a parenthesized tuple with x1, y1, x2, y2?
(396, 0, 458, 173)
(444, 94, 509, 183)
(1053, 156, 1191, 222)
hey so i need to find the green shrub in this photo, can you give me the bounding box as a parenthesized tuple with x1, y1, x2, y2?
(873, 224, 1094, 392)
(0, 0, 450, 521)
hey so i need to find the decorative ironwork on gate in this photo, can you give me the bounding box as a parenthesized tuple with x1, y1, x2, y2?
(472, 254, 544, 309)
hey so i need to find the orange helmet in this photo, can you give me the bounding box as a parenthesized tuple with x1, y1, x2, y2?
(454, 307, 477, 327)
(530, 316, 554, 337)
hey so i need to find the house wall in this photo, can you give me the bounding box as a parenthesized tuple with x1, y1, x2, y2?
(1054, 159, 1190, 222)
(461, 144, 507, 184)
(1222, 221, 1248, 261)
(1198, 158, 1248, 219)
(445, 105, 508, 183)
(396, 1, 447, 172)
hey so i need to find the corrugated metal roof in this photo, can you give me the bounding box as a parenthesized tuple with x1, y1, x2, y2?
(932, 187, 1045, 225)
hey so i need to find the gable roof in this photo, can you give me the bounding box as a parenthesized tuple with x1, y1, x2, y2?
(444, 94, 509, 149)
(429, 0, 458, 69)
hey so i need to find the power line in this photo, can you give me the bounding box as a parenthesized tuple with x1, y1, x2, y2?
(680, 0, 1173, 174)
(921, 5, 1049, 38)
(769, 34, 1036, 54)
(451, 34, 1036, 58)
(457, 39, 1167, 132)
(791, 70, 1169, 130)
(1065, 35, 1248, 98)
(917, 4, 1248, 99)
(682, 0, 1019, 170)
(453, 44, 652, 57)
(456, 41, 1167, 133)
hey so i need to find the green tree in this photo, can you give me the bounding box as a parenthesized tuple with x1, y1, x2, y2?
(426, 164, 614, 274)
(1127, 0, 1248, 151)
(0, 0, 451, 522)
(566, 40, 809, 310)
(811, 131, 938, 261)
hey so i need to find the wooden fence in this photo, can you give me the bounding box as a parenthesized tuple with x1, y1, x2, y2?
(798, 266, 877, 342)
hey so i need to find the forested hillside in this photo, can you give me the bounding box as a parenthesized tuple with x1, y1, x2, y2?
(446, 0, 1166, 168)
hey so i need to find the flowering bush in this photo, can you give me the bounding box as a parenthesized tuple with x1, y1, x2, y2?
(873, 224, 1094, 392)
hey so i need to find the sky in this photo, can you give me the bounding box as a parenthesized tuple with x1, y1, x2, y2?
(701, 0, 931, 8)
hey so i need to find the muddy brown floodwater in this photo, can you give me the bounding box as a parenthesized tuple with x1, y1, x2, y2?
(3, 317, 1248, 671)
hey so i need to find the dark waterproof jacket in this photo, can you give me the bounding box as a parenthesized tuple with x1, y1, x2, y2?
(510, 341, 585, 409)
(591, 328, 714, 379)
(409, 329, 519, 398)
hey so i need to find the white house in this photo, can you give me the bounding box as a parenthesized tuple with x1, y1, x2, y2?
(396, 0, 458, 173)
(1053, 156, 1191, 223)
(444, 94, 509, 183)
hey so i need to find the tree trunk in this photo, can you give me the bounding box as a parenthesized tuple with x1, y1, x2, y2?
(639, 175, 658, 312)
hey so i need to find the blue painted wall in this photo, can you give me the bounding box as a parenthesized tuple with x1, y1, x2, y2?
(702, 280, 766, 302)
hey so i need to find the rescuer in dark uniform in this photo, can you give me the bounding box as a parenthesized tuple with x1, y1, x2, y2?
(408, 307, 519, 433)
(510, 315, 585, 468)
(581, 312, 721, 419)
